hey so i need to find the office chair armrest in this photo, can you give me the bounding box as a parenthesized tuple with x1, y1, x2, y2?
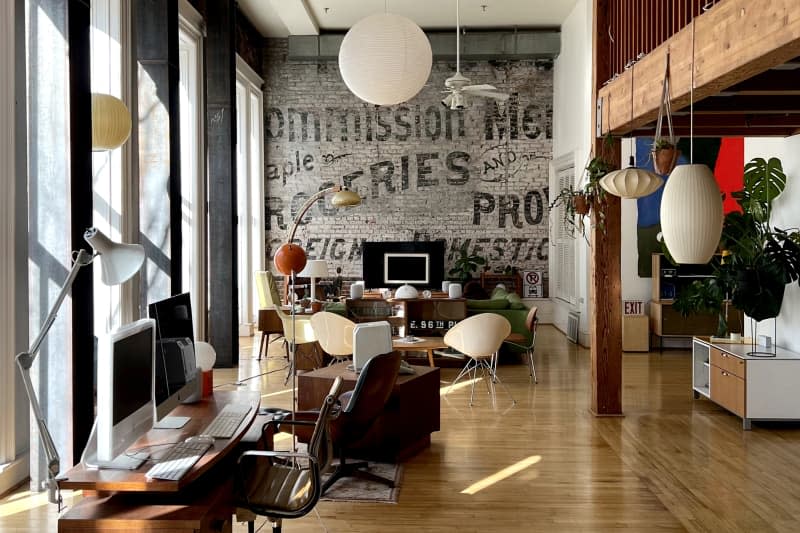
(238, 449, 319, 465)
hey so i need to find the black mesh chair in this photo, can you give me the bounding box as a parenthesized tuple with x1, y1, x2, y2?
(236, 377, 343, 533)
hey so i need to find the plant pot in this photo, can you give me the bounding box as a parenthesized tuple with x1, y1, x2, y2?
(652, 147, 680, 175)
(731, 268, 786, 322)
(573, 194, 591, 216)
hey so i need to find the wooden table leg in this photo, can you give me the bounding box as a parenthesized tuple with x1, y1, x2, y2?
(427, 349, 435, 367)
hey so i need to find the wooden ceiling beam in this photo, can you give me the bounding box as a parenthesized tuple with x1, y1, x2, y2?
(597, 0, 800, 135)
(686, 95, 800, 114)
(724, 69, 800, 95)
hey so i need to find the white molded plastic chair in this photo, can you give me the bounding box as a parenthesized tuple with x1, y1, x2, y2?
(256, 271, 317, 381)
(310, 312, 356, 365)
(444, 313, 515, 406)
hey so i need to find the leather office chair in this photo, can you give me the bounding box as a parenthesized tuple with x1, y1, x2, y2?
(323, 351, 401, 493)
(444, 313, 515, 406)
(236, 376, 344, 533)
(503, 306, 539, 383)
(310, 311, 356, 365)
(256, 271, 318, 382)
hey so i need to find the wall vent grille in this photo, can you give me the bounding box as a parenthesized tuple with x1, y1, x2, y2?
(567, 311, 580, 344)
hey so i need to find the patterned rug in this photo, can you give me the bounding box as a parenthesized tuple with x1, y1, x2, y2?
(321, 461, 403, 503)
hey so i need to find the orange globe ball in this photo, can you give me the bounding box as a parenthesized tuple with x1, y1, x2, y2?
(274, 243, 307, 275)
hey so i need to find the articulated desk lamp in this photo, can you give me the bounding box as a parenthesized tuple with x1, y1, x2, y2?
(16, 228, 145, 508)
(273, 186, 361, 420)
(16, 93, 138, 508)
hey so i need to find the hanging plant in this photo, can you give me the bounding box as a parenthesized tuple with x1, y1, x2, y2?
(651, 53, 680, 175)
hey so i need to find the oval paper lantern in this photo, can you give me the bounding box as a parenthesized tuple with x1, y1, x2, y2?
(600, 167, 663, 199)
(338, 13, 432, 106)
(92, 93, 132, 151)
(660, 164, 723, 264)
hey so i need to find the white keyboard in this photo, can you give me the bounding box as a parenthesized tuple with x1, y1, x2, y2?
(202, 403, 252, 438)
(145, 440, 211, 481)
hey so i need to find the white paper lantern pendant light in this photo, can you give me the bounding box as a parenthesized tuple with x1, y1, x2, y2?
(600, 140, 663, 199)
(659, 45, 723, 265)
(338, 2, 432, 106)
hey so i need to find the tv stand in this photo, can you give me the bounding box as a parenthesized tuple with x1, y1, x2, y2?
(345, 297, 466, 337)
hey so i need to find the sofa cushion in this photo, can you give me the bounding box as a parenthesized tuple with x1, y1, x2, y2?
(506, 293, 526, 309)
(466, 298, 510, 310)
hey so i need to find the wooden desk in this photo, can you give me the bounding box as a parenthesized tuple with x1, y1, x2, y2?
(297, 361, 440, 461)
(58, 391, 260, 532)
(392, 336, 449, 367)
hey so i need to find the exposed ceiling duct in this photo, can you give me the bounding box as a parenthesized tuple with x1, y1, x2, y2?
(287, 30, 560, 62)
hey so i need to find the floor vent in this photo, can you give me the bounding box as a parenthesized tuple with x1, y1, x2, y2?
(566, 311, 580, 344)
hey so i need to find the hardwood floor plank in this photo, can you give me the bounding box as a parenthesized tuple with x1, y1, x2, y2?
(7, 326, 800, 531)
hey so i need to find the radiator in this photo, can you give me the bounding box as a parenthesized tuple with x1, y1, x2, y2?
(566, 311, 580, 344)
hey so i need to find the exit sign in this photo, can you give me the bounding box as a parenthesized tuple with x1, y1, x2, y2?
(624, 300, 645, 315)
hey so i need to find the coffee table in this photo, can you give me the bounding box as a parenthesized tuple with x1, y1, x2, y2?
(392, 336, 449, 367)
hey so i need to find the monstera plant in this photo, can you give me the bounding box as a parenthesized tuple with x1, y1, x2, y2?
(674, 157, 800, 325)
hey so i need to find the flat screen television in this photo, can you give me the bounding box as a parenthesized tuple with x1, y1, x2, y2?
(148, 293, 199, 428)
(96, 318, 156, 467)
(362, 241, 445, 289)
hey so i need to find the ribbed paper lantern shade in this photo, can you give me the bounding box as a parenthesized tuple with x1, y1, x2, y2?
(338, 13, 432, 106)
(600, 167, 663, 199)
(91, 93, 132, 151)
(660, 164, 723, 264)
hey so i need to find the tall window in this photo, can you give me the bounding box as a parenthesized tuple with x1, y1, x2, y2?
(552, 159, 577, 304)
(179, 0, 206, 339)
(235, 57, 264, 335)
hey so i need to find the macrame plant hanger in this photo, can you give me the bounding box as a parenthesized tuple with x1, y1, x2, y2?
(652, 52, 679, 175)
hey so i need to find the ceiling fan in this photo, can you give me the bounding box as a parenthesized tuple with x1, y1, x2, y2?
(441, 0, 510, 110)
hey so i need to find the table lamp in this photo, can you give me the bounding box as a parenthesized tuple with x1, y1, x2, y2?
(15, 227, 145, 508)
(298, 260, 329, 302)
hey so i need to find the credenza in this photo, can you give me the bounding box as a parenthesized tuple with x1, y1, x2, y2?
(692, 337, 800, 430)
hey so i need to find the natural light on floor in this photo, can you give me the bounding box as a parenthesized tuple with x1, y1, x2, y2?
(460, 455, 542, 495)
(440, 377, 482, 395)
(0, 490, 81, 518)
(261, 388, 292, 399)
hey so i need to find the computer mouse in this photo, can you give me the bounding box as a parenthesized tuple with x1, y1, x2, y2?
(185, 434, 215, 446)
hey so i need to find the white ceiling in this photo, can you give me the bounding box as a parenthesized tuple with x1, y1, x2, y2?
(239, 0, 578, 38)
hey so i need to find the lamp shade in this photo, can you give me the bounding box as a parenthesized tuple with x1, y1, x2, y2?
(331, 189, 362, 207)
(600, 167, 663, 199)
(91, 93, 132, 151)
(660, 164, 723, 264)
(338, 13, 432, 106)
(83, 227, 145, 285)
(299, 260, 329, 279)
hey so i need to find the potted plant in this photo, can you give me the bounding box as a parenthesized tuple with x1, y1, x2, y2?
(651, 138, 680, 175)
(549, 185, 589, 236)
(448, 243, 487, 283)
(672, 157, 800, 328)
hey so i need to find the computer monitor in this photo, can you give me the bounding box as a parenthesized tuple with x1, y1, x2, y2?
(148, 293, 200, 428)
(96, 318, 156, 467)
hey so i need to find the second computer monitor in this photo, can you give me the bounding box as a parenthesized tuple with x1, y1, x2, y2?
(149, 293, 199, 427)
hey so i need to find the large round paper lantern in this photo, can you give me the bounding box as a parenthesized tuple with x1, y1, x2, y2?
(338, 13, 432, 106)
(660, 164, 723, 264)
(91, 93, 132, 151)
(600, 167, 663, 199)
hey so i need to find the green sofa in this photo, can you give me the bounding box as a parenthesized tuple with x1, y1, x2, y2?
(466, 287, 533, 350)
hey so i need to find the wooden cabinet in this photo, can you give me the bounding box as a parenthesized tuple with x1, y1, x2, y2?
(693, 338, 800, 430)
(345, 297, 466, 336)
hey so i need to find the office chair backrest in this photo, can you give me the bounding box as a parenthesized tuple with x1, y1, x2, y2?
(444, 313, 511, 359)
(342, 351, 401, 421)
(310, 312, 356, 357)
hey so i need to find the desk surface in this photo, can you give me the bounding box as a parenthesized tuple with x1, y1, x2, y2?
(59, 390, 260, 493)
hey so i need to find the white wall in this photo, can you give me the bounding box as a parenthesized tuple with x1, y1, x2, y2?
(620, 141, 654, 304)
(551, 0, 592, 344)
(744, 135, 800, 352)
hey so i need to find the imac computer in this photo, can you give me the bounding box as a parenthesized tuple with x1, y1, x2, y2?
(149, 293, 200, 429)
(95, 318, 156, 469)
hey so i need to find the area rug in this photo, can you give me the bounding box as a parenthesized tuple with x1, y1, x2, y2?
(321, 462, 403, 503)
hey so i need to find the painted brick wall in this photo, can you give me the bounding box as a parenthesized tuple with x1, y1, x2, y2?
(263, 38, 553, 282)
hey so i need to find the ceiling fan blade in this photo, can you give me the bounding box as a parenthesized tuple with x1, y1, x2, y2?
(466, 90, 510, 101)
(462, 84, 498, 92)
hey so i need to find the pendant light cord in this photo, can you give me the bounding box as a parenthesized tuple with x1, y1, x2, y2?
(456, 0, 461, 73)
(690, 21, 695, 164)
(385, 0, 388, 14)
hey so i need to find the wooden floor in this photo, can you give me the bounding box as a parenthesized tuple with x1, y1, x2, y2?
(4, 326, 800, 532)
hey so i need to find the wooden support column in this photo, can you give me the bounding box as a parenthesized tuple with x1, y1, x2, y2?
(206, 0, 239, 368)
(591, 0, 623, 416)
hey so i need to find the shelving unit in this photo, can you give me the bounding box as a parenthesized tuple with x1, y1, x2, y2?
(344, 297, 466, 337)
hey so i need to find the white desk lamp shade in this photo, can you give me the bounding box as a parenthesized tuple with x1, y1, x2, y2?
(299, 260, 329, 301)
(660, 164, 723, 264)
(84, 227, 145, 285)
(92, 93, 132, 151)
(338, 13, 432, 106)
